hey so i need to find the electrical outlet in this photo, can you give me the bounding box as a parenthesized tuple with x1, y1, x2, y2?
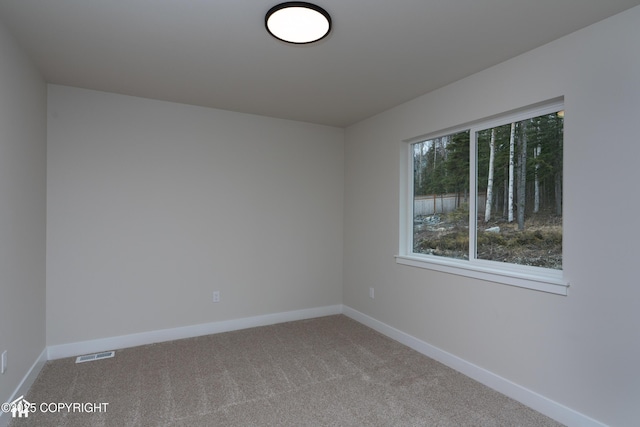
(1, 350, 7, 374)
(369, 287, 375, 299)
(212, 291, 220, 303)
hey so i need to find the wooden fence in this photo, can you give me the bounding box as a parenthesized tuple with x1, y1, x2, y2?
(414, 193, 486, 216)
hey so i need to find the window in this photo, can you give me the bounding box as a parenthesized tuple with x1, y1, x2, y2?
(397, 100, 567, 295)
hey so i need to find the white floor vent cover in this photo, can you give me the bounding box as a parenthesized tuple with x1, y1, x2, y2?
(75, 351, 115, 364)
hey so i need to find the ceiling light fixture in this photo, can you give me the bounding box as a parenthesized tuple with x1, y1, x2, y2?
(265, 2, 332, 44)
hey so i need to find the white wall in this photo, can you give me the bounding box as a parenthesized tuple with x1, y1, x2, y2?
(0, 22, 47, 405)
(46, 86, 344, 345)
(344, 6, 640, 427)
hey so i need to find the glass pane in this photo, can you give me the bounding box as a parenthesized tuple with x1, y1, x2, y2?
(476, 111, 563, 269)
(413, 130, 470, 260)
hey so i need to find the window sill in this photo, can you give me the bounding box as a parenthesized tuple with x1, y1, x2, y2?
(395, 255, 568, 295)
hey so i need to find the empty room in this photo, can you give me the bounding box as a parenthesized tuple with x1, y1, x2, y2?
(1, 1, 639, 426)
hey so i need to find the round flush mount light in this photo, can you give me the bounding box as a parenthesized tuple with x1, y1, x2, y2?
(266, 2, 332, 44)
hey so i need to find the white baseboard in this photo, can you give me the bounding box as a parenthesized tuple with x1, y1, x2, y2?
(342, 305, 606, 427)
(8, 305, 605, 427)
(47, 304, 343, 360)
(0, 348, 47, 427)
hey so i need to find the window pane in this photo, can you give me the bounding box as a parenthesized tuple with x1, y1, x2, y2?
(413, 130, 470, 260)
(476, 111, 563, 269)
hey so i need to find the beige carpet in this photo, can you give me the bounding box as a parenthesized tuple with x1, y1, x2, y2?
(9, 315, 563, 426)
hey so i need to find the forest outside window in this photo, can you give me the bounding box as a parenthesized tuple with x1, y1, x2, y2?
(397, 100, 567, 294)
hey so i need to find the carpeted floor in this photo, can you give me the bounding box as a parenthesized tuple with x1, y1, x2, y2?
(9, 315, 563, 426)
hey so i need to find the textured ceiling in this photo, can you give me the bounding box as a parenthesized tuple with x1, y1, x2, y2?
(1, 0, 639, 127)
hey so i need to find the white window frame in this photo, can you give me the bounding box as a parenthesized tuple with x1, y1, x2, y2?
(396, 99, 568, 295)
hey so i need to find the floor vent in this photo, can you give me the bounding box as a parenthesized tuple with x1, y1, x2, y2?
(75, 351, 115, 364)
